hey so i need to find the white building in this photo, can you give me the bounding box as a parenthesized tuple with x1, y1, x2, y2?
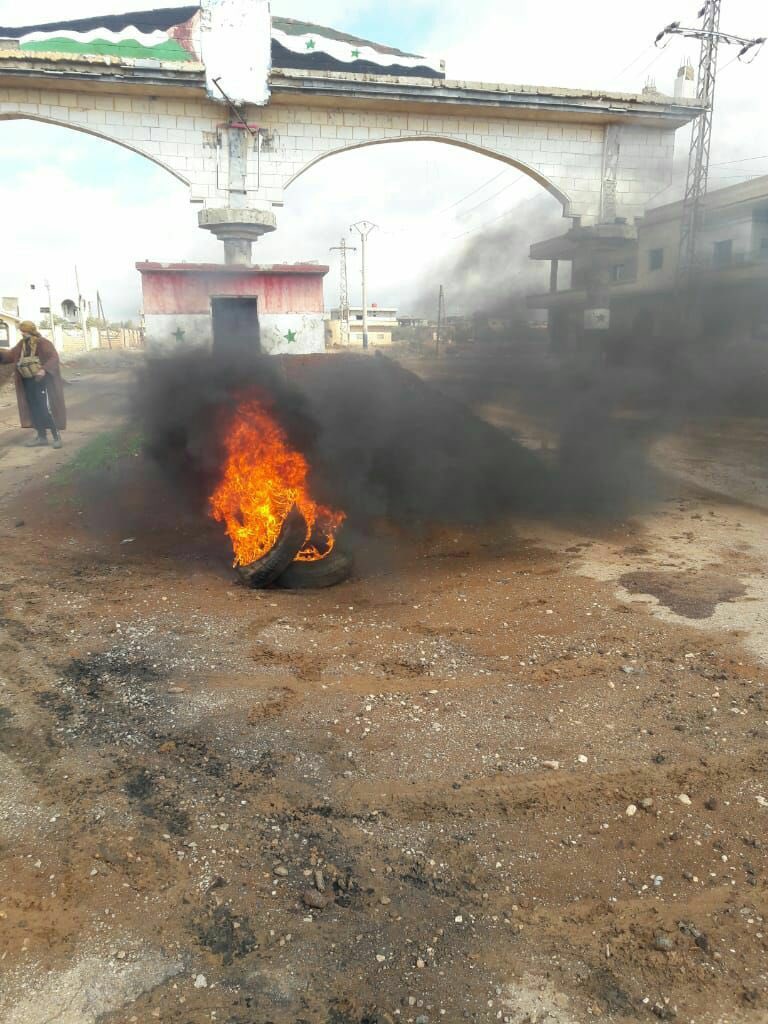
(328, 305, 398, 346)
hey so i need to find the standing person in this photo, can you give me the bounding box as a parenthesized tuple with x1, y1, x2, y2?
(0, 321, 66, 448)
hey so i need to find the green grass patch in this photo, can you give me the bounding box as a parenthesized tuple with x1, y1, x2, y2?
(51, 427, 144, 490)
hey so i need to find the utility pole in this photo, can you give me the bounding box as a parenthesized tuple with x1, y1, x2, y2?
(655, 4, 765, 275)
(44, 279, 55, 340)
(350, 220, 377, 350)
(329, 237, 356, 346)
(436, 284, 445, 356)
(96, 291, 110, 350)
(75, 265, 89, 349)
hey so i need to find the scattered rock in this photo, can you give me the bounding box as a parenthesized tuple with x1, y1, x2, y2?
(302, 889, 329, 910)
(193, 975, 207, 989)
(626, 804, 638, 817)
(542, 760, 560, 771)
(704, 797, 718, 811)
(167, 686, 186, 695)
(641, 798, 654, 810)
(577, 755, 588, 764)
(677, 794, 692, 806)
(273, 865, 289, 877)
(313, 868, 326, 892)
(654, 934, 674, 952)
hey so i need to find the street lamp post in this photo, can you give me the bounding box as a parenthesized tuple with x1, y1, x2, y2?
(350, 220, 377, 350)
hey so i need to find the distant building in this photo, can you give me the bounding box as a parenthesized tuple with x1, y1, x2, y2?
(327, 305, 398, 347)
(527, 176, 768, 350)
(397, 315, 429, 328)
(0, 306, 21, 349)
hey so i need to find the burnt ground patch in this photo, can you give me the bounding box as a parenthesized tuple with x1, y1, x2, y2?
(619, 569, 747, 619)
(194, 904, 258, 965)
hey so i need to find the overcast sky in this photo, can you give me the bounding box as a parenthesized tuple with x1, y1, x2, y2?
(0, 0, 766, 320)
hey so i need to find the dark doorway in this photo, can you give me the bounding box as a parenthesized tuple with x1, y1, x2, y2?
(211, 297, 261, 356)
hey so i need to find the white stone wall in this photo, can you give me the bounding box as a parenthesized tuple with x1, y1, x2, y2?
(253, 106, 679, 225)
(0, 84, 679, 226)
(0, 85, 228, 206)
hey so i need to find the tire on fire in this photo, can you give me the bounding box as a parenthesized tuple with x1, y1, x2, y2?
(236, 505, 308, 589)
(274, 548, 353, 590)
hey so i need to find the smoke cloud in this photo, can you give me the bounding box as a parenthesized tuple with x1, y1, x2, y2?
(132, 349, 552, 542)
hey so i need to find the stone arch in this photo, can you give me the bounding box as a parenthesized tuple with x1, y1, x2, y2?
(0, 112, 191, 188)
(283, 134, 573, 215)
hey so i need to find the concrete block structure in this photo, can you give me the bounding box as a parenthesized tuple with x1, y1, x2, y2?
(137, 261, 328, 354)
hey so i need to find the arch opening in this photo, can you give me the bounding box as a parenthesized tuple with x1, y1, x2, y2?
(284, 134, 572, 216)
(0, 112, 191, 188)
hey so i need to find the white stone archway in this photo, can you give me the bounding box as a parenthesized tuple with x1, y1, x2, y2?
(0, 3, 700, 262)
(283, 134, 573, 216)
(0, 111, 192, 188)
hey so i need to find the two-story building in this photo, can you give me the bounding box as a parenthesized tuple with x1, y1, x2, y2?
(528, 175, 768, 354)
(327, 305, 398, 347)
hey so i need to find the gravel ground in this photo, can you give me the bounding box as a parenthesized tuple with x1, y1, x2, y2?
(0, 351, 766, 1024)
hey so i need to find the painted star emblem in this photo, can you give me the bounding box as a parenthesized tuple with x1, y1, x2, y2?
(284, 329, 297, 343)
(305, 38, 316, 50)
(351, 48, 360, 58)
(172, 327, 186, 342)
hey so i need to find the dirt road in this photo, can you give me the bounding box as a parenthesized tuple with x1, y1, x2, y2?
(0, 352, 766, 1024)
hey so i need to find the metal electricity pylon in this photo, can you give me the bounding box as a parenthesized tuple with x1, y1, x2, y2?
(329, 237, 356, 346)
(655, 3, 765, 275)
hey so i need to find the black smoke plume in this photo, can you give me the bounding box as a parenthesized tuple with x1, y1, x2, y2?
(133, 348, 552, 539)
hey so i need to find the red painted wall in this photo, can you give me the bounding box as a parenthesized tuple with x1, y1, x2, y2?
(137, 263, 327, 316)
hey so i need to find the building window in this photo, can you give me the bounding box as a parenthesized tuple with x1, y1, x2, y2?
(759, 236, 768, 259)
(0, 322, 8, 348)
(611, 264, 627, 283)
(713, 239, 733, 267)
(649, 248, 664, 271)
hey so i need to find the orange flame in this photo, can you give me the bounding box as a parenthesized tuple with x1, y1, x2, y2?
(209, 398, 344, 567)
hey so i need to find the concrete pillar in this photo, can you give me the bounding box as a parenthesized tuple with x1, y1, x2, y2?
(549, 259, 559, 294)
(198, 207, 277, 265)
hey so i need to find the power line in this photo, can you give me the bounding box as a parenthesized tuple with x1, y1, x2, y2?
(439, 167, 509, 214)
(710, 153, 768, 168)
(613, 43, 656, 80)
(634, 43, 671, 82)
(451, 205, 518, 241)
(455, 174, 525, 220)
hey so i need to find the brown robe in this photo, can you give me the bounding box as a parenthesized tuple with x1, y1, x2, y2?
(0, 336, 67, 430)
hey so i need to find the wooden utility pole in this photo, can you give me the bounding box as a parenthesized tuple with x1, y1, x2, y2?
(96, 291, 111, 349)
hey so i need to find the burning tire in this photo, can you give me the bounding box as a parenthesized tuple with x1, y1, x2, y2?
(274, 548, 353, 589)
(236, 506, 307, 589)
